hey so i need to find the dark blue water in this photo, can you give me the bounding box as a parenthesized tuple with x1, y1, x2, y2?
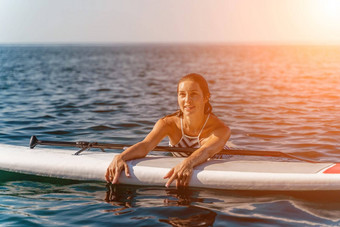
(1, 44, 340, 226)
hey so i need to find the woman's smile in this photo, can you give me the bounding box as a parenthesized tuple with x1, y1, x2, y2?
(184, 105, 195, 112)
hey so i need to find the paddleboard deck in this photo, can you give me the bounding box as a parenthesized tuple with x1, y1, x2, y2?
(1, 144, 340, 191)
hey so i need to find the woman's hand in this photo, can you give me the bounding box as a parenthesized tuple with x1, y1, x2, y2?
(163, 160, 193, 188)
(104, 118, 168, 183)
(105, 155, 130, 184)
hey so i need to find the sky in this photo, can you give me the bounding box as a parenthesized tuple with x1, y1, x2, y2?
(1, 0, 340, 44)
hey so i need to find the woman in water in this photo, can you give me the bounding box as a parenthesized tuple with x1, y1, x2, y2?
(105, 73, 231, 187)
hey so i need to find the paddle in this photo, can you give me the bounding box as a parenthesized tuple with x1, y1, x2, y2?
(29, 135, 317, 163)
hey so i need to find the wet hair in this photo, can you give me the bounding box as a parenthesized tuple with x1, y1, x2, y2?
(173, 73, 213, 117)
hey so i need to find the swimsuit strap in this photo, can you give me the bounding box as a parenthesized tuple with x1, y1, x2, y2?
(180, 117, 185, 137)
(197, 113, 210, 138)
(180, 113, 210, 138)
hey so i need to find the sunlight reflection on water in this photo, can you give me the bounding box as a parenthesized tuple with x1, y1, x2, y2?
(1, 45, 340, 226)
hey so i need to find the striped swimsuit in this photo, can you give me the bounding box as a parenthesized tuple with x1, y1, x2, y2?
(170, 114, 210, 157)
(169, 114, 230, 159)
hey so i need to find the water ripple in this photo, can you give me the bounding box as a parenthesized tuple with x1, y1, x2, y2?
(1, 45, 340, 225)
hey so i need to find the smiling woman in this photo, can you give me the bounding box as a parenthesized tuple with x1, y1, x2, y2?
(105, 73, 231, 188)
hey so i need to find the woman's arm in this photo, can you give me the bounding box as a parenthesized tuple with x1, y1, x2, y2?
(164, 125, 231, 187)
(105, 118, 169, 183)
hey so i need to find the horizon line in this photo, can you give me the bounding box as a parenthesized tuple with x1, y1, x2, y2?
(1, 41, 340, 46)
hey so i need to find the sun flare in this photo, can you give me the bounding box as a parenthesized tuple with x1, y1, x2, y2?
(321, 0, 340, 17)
(311, 0, 340, 29)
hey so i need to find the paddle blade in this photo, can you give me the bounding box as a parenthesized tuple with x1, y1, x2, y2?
(29, 135, 39, 149)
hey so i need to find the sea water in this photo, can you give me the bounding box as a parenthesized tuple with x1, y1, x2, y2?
(1, 44, 340, 226)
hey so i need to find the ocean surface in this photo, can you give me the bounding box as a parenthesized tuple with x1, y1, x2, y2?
(1, 44, 340, 226)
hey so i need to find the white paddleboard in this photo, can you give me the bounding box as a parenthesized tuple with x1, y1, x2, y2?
(1, 144, 340, 191)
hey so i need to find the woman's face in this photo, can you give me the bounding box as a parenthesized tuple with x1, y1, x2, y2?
(177, 80, 207, 116)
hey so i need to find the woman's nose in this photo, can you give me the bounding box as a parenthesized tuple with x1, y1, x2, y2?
(185, 94, 192, 102)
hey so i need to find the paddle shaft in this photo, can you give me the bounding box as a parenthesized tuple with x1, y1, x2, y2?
(29, 135, 317, 162)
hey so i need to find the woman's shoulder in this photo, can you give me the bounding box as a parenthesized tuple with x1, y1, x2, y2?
(199, 113, 229, 141)
(161, 114, 179, 125)
(158, 114, 180, 135)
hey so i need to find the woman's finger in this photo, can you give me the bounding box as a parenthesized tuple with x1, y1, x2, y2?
(112, 165, 122, 184)
(163, 168, 174, 179)
(110, 167, 115, 182)
(124, 162, 130, 177)
(178, 174, 185, 187)
(183, 173, 190, 187)
(106, 162, 115, 183)
(178, 170, 191, 187)
(178, 173, 187, 187)
(176, 177, 180, 188)
(105, 167, 110, 182)
(165, 172, 177, 188)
